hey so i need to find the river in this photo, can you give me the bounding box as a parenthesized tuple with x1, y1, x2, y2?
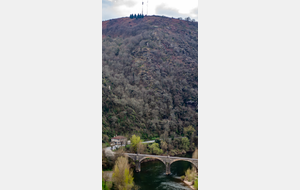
(133, 152, 194, 190)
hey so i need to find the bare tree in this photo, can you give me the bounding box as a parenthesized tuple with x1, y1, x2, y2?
(160, 141, 168, 152)
(137, 142, 145, 154)
(192, 148, 198, 159)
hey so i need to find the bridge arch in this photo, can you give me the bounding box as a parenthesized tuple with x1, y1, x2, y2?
(170, 159, 198, 170)
(139, 156, 166, 165)
(126, 155, 136, 162)
(124, 153, 198, 175)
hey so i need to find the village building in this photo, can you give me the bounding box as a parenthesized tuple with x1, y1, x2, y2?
(111, 135, 127, 146)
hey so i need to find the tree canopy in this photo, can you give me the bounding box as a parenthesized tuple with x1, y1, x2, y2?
(112, 156, 134, 190)
(130, 135, 142, 153)
(102, 16, 198, 156)
(148, 143, 163, 155)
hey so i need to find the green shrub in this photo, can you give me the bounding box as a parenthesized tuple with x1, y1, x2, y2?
(194, 178, 198, 190)
(148, 143, 163, 155)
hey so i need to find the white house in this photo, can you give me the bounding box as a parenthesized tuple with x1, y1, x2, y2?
(111, 135, 127, 145)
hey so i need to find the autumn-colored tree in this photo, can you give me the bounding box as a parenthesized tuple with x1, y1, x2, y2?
(130, 135, 142, 153)
(112, 156, 134, 190)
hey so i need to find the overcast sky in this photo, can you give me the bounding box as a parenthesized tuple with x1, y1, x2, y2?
(102, 0, 198, 21)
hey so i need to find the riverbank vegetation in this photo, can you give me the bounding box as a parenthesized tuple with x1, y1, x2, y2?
(112, 156, 135, 190)
(181, 149, 198, 189)
(103, 150, 115, 170)
(181, 166, 198, 190)
(194, 177, 198, 190)
(102, 171, 113, 190)
(183, 168, 197, 182)
(126, 134, 196, 156)
(103, 143, 198, 189)
(103, 134, 197, 173)
(102, 155, 140, 190)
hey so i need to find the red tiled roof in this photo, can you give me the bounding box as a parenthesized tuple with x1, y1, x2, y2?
(111, 136, 126, 140)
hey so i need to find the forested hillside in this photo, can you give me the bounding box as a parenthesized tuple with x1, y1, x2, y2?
(102, 16, 198, 151)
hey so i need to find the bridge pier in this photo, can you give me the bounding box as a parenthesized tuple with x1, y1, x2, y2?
(165, 163, 171, 175)
(135, 161, 141, 172)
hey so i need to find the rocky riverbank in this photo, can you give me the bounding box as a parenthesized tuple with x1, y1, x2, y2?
(183, 180, 195, 190)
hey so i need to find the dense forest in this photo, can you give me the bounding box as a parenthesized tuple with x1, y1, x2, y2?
(102, 16, 198, 153)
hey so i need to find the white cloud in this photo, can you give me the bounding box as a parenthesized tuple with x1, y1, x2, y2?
(102, 0, 198, 21)
(155, 3, 197, 20)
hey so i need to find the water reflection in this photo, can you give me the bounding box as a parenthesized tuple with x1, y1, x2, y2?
(133, 154, 194, 190)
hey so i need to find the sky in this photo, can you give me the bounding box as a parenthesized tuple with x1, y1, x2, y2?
(102, 0, 198, 21)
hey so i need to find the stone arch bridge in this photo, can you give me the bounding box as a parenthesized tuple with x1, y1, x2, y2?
(125, 153, 198, 175)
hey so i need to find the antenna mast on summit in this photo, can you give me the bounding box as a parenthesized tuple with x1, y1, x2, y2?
(147, 0, 148, 15)
(142, 1, 144, 15)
